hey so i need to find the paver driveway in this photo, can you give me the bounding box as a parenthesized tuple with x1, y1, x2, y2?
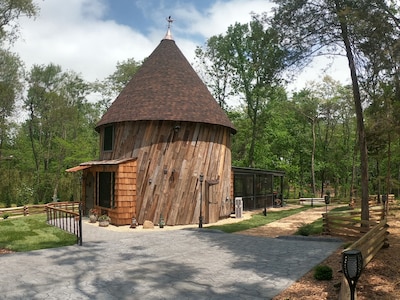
(0, 223, 341, 299)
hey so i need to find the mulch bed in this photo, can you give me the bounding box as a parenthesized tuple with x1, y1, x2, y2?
(0, 248, 14, 255)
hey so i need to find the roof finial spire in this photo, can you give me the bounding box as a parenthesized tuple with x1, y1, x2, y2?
(164, 16, 174, 40)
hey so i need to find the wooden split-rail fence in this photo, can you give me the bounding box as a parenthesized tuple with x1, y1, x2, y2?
(0, 204, 46, 217)
(322, 207, 385, 238)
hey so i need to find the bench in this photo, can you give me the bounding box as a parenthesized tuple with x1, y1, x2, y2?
(299, 198, 325, 205)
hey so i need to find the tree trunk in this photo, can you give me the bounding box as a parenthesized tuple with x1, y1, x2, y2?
(311, 118, 316, 198)
(335, 1, 369, 222)
(377, 160, 381, 203)
(386, 131, 391, 195)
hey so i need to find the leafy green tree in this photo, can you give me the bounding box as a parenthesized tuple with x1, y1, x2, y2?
(359, 3, 400, 199)
(0, 0, 37, 43)
(93, 57, 141, 112)
(283, 78, 355, 199)
(197, 18, 288, 167)
(0, 49, 23, 156)
(195, 35, 233, 109)
(308, 77, 356, 197)
(365, 82, 400, 199)
(22, 63, 98, 203)
(268, 0, 398, 221)
(291, 89, 318, 197)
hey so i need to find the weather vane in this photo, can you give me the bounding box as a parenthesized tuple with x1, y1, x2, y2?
(166, 16, 174, 28)
(164, 16, 174, 40)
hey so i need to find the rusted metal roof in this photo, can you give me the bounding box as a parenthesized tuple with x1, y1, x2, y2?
(95, 38, 236, 134)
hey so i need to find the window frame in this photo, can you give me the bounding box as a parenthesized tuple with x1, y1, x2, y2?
(103, 125, 114, 152)
(96, 171, 115, 209)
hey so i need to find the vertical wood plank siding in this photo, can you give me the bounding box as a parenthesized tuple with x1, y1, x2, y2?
(99, 120, 232, 225)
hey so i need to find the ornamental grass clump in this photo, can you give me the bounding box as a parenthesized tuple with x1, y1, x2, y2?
(296, 223, 313, 236)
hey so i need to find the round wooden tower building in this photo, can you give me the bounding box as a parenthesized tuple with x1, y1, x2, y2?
(72, 25, 236, 226)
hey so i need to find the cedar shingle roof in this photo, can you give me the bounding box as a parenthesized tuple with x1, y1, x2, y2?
(95, 38, 236, 133)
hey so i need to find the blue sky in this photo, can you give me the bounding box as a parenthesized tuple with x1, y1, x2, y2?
(104, 0, 217, 36)
(11, 0, 349, 101)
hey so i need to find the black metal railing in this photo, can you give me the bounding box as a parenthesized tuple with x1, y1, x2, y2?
(46, 201, 82, 246)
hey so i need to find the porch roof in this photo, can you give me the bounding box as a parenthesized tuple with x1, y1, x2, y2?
(66, 158, 137, 172)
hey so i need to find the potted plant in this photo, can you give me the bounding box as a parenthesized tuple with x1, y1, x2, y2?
(89, 208, 98, 223)
(98, 214, 111, 227)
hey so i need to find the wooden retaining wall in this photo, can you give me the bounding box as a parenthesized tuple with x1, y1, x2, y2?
(338, 219, 389, 299)
(98, 120, 232, 226)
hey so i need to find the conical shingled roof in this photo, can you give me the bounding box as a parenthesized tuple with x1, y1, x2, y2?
(95, 38, 236, 133)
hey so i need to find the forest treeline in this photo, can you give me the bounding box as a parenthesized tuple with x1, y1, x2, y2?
(1, 1, 399, 221)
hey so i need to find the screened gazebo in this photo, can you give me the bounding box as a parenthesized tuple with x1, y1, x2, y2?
(232, 167, 285, 210)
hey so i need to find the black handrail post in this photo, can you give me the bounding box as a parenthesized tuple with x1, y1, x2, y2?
(78, 203, 83, 246)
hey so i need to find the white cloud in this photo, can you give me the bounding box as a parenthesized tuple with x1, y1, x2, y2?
(185, 0, 274, 37)
(287, 55, 351, 93)
(12, 0, 157, 82)
(162, 0, 276, 70)
(10, 0, 349, 98)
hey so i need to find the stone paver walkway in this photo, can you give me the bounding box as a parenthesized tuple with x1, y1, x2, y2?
(0, 206, 342, 300)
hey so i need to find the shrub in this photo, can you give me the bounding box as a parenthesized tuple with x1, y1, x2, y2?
(16, 184, 33, 206)
(296, 223, 313, 236)
(2, 213, 10, 219)
(314, 265, 333, 280)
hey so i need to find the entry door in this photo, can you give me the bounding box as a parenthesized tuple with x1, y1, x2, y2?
(205, 183, 218, 223)
(85, 172, 94, 215)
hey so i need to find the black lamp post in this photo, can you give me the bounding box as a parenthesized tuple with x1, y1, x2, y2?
(324, 194, 330, 214)
(342, 249, 363, 300)
(199, 174, 204, 228)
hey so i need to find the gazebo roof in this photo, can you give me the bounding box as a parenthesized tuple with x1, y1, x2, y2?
(95, 34, 236, 133)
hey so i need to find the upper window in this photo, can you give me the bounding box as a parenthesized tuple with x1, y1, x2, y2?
(103, 125, 114, 151)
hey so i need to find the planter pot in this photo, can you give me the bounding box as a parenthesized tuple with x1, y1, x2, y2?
(89, 215, 97, 223)
(99, 220, 110, 227)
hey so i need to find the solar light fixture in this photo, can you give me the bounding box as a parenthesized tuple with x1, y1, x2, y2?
(199, 174, 204, 228)
(130, 217, 137, 229)
(342, 249, 363, 300)
(324, 194, 330, 213)
(382, 194, 388, 217)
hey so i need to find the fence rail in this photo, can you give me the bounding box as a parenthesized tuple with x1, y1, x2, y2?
(322, 207, 384, 238)
(0, 204, 46, 217)
(45, 202, 82, 246)
(338, 219, 389, 299)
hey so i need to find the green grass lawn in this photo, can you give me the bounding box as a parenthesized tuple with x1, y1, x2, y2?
(0, 214, 77, 252)
(208, 206, 311, 233)
(294, 205, 354, 236)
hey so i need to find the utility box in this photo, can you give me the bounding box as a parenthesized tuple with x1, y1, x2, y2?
(235, 197, 243, 219)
